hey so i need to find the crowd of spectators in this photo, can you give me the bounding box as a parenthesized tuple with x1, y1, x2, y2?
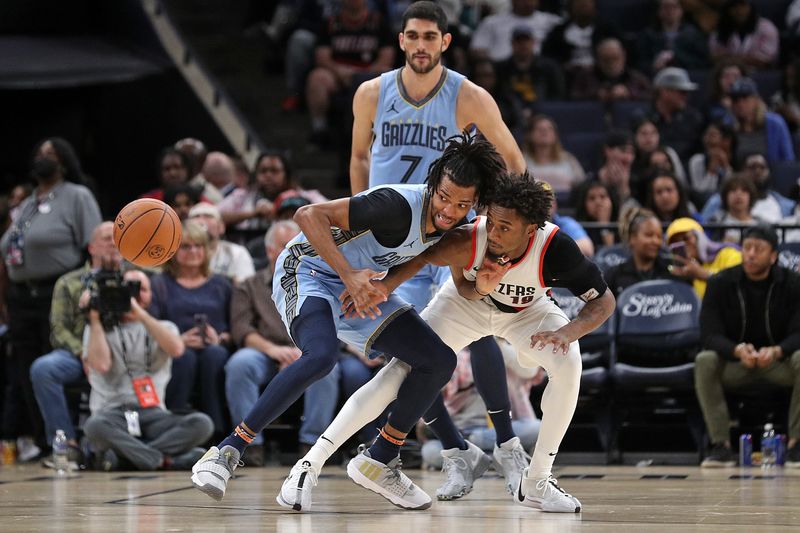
(3, 0, 800, 468)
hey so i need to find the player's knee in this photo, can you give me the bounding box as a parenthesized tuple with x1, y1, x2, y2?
(426, 342, 457, 382)
(304, 349, 339, 381)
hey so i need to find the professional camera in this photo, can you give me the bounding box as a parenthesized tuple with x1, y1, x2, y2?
(85, 269, 141, 326)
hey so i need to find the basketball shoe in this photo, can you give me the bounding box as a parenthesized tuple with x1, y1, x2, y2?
(190, 445, 241, 501)
(493, 436, 532, 494)
(436, 441, 492, 500)
(347, 449, 432, 510)
(514, 467, 581, 513)
(276, 459, 318, 511)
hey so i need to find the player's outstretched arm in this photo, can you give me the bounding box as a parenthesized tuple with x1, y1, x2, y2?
(294, 200, 386, 318)
(350, 79, 380, 195)
(531, 289, 616, 355)
(457, 81, 526, 174)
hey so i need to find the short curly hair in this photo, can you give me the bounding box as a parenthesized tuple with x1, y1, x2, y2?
(490, 172, 551, 228)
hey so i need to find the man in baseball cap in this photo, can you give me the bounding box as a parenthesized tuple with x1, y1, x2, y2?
(650, 66, 704, 161)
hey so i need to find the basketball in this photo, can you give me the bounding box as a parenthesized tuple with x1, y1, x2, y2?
(113, 198, 182, 267)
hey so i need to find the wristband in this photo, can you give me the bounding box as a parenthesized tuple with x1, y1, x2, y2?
(474, 285, 490, 297)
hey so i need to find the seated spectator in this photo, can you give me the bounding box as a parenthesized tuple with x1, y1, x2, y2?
(695, 225, 800, 468)
(706, 58, 747, 126)
(272, 190, 311, 221)
(688, 121, 737, 200)
(631, 115, 686, 197)
(141, 147, 193, 201)
(706, 174, 758, 243)
(31, 221, 120, 470)
(729, 78, 796, 164)
(604, 207, 685, 297)
(82, 270, 214, 471)
(224, 220, 341, 466)
(175, 137, 208, 179)
(418, 342, 541, 469)
(305, 0, 394, 149)
(191, 152, 236, 204)
(164, 184, 202, 222)
(541, 0, 620, 73)
(591, 130, 639, 213)
(493, 26, 566, 107)
(188, 203, 255, 284)
(636, 0, 710, 75)
(665, 217, 742, 298)
(701, 153, 795, 223)
(470, 59, 526, 138)
(522, 115, 585, 195)
(649, 67, 705, 162)
(770, 58, 800, 140)
(470, 0, 562, 61)
(709, 0, 779, 69)
(149, 222, 233, 436)
(644, 170, 696, 224)
(541, 180, 594, 256)
(569, 38, 651, 102)
(218, 152, 326, 234)
(574, 180, 620, 249)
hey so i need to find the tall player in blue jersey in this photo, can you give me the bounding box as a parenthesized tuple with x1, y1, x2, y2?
(191, 134, 505, 510)
(342, 0, 532, 503)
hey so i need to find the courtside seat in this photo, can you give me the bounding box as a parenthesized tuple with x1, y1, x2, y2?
(592, 243, 630, 274)
(609, 279, 704, 461)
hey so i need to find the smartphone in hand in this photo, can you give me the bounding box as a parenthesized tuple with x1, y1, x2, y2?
(193, 313, 208, 345)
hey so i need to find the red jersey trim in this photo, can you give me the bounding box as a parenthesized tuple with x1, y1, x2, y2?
(538, 227, 560, 287)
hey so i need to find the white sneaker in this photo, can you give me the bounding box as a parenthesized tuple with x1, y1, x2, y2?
(492, 436, 531, 494)
(514, 468, 581, 513)
(437, 441, 492, 500)
(190, 446, 241, 501)
(347, 450, 432, 510)
(276, 459, 318, 511)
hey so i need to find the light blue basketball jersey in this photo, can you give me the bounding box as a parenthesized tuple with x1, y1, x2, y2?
(273, 184, 440, 333)
(370, 67, 465, 187)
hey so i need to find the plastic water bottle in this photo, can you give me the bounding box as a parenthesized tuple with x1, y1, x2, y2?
(761, 423, 776, 468)
(53, 430, 69, 476)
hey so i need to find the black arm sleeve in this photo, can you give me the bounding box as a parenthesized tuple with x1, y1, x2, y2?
(542, 231, 608, 301)
(348, 188, 413, 248)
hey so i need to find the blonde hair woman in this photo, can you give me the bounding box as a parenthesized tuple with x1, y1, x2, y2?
(149, 221, 233, 435)
(522, 115, 585, 195)
(729, 77, 795, 163)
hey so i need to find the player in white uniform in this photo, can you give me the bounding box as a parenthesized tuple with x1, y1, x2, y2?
(281, 173, 615, 512)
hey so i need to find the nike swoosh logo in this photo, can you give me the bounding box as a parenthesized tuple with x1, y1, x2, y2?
(517, 479, 526, 502)
(487, 409, 505, 414)
(548, 452, 557, 456)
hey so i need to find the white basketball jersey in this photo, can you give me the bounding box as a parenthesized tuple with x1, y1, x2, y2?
(463, 216, 560, 311)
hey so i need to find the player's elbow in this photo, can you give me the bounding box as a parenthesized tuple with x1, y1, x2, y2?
(293, 204, 314, 228)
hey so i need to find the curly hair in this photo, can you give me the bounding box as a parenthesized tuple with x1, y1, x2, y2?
(426, 130, 505, 208)
(490, 172, 551, 228)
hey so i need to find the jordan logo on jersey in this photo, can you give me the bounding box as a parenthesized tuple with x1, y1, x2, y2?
(386, 100, 399, 114)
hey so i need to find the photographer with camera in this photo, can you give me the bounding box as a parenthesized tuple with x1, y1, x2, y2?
(82, 270, 213, 471)
(30, 221, 119, 470)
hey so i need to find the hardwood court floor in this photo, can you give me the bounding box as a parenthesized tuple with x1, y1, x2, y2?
(1, 463, 799, 532)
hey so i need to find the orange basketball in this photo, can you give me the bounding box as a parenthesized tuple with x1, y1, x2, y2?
(113, 198, 182, 267)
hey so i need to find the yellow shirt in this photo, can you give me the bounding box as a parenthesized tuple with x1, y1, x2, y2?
(695, 247, 742, 298)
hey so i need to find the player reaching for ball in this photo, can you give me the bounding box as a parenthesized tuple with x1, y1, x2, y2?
(281, 174, 615, 513)
(191, 133, 505, 509)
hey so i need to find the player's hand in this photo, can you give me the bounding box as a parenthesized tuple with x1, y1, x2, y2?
(530, 330, 572, 355)
(341, 269, 387, 319)
(475, 255, 511, 294)
(340, 280, 389, 319)
(267, 345, 302, 367)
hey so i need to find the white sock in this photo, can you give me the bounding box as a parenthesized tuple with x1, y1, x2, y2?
(297, 358, 411, 475)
